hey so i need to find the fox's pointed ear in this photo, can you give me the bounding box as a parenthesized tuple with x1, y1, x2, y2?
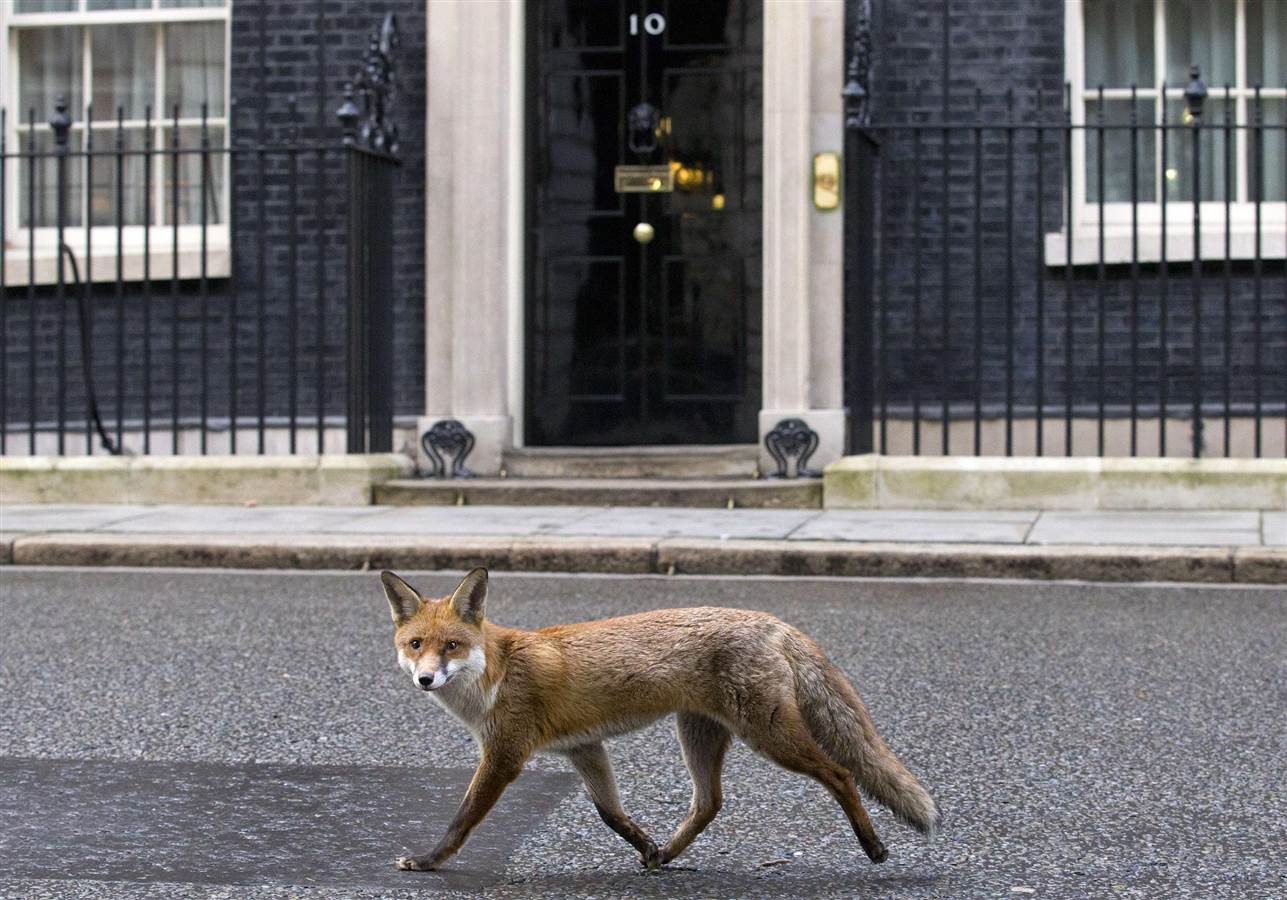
(449, 567, 488, 625)
(380, 571, 423, 626)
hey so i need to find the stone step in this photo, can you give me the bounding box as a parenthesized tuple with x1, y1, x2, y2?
(373, 477, 821, 509)
(501, 445, 760, 479)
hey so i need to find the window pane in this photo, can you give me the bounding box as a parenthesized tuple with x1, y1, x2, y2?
(18, 27, 84, 119)
(1084, 0, 1153, 88)
(14, 1, 78, 12)
(1246, 0, 1286, 87)
(86, 1, 153, 10)
(91, 26, 157, 121)
(1085, 100, 1157, 203)
(89, 127, 150, 227)
(1163, 100, 1232, 202)
(18, 129, 85, 228)
(162, 126, 226, 225)
(1165, 1, 1235, 88)
(164, 22, 226, 118)
(159, 1, 229, 8)
(1248, 100, 1286, 202)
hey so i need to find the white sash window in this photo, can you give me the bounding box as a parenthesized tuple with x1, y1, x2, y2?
(2, 0, 230, 284)
(1054, 0, 1285, 264)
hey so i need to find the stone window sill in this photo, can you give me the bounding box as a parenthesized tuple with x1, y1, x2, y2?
(1046, 214, 1287, 267)
(3, 226, 230, 287)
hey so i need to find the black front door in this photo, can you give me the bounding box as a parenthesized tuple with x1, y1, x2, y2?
(526, 0, 763, 446)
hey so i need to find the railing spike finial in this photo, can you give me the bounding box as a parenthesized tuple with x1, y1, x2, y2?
(50, 94, 71, 149)
(336, 82, 360, 143)
(1184, 64, 1207, 122)
(842, 0, 873, 129)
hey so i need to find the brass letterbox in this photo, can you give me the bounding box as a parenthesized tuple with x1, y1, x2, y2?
(614, 164, 675, 193)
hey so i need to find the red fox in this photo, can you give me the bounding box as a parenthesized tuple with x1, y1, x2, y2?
(381, 568, 939, 873)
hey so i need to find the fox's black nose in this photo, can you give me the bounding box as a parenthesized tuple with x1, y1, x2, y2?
(417, 673, 434, 687)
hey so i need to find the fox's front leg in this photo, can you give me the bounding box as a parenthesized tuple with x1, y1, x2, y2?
(396, 751, 525, 872)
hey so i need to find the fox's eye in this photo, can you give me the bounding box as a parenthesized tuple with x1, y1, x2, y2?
(409, 639, 421, 650)
(445, 640, 459, 652)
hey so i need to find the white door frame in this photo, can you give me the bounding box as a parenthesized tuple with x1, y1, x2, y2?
(423, 0, 845, 473)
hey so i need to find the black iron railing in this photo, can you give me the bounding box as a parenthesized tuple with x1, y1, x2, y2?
(0, 16, 400, 458)
(845, 72, 1286, 459)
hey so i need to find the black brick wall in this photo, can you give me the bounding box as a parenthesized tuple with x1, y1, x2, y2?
(230, 0, 426, 420)
(868, 0, 1285, 434)
(2, 0, 425, 450)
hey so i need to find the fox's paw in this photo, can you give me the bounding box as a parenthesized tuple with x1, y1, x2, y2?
(395, 855, 438, 872)
(640, 842, 665, 871)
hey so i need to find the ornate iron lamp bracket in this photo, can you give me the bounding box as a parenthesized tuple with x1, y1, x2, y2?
(421, 419, 476, 479)
(764, 418, 822, 479)
(336, 12, 400, 155)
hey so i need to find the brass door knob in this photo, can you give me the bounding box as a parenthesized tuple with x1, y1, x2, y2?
(632, 222, 655, 244)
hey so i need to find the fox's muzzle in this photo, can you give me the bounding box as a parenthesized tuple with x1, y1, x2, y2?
(416, 667, 449, 691)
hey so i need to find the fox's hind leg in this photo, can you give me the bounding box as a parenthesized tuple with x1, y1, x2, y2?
(659, 712, 732, 865)
(739, 705, 888, 864)
(564, 742, 662, 869)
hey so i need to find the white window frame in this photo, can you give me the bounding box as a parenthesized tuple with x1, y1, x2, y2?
(1051, 0, 1286, 265)
(1, 0, 232, 286)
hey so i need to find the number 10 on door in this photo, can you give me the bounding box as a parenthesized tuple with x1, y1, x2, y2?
(629, 13, 666, 35)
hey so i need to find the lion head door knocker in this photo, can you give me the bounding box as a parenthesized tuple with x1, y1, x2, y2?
(420, 419, 476, 479)
(627, 101, 661, 155)
(764, 418, 822, 479)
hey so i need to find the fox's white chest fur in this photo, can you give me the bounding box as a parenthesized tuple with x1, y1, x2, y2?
(430, 676, 496, 736)
(400, 645, 495, 736)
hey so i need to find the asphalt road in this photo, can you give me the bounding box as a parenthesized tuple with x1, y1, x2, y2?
(1, 568, 1283, 899)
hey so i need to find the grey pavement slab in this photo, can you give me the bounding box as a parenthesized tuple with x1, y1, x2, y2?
(96, 505, 386, 533)
(552, 506, 820, 539)
(1, 569, 1283, 899)
(1262, 511, 1286, 546)
(788, 510, 1035, 543)
(0, 505, 155, 533)
(324, 505, 598, 535)
(1027, 510, 1265, 546)
(0, 757, 574, 891)
(0, 505, 1277, 551)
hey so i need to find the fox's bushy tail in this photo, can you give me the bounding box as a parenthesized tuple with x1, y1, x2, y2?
(786, 633, 941, 837)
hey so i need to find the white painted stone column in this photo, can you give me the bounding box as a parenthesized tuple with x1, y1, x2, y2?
(759, 0, 847, 473)
(420, 0, 525, 475)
